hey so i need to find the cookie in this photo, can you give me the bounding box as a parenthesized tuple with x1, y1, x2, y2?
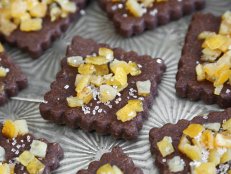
(39, 36, 166, 140)
(175, 12, 231, 108)
(149, 109, 231, 174)
(0, 0, 87, 59)
(99, 0, 205, 37)
(0, 119, 64, 174)
(0, 43, 27, 105)
(77, 146, 143, 174)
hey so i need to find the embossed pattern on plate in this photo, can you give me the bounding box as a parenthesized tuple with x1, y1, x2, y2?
(2, 0, 231, 174)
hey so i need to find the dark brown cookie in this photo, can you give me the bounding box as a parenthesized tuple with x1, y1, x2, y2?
(0, 51, 27, 105)
(0, 123, 64, 174)
(77, 146, 143, 174)
(0, 0, 87, 59)
(99, 0, 205, 37)
(39, 36, 166, 140)
(149, 109, 231, 174)
(175, 13, 231, 108)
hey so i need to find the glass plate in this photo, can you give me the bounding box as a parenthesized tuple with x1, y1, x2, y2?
(2, 0, 231, 173)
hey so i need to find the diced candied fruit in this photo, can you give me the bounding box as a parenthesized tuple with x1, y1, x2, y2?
(220, 149, 231, 163)
(29, 3, 47, 18)
(201, 48, 221, 62)
(140, 0, 155, 7)
(0, 43, 4, 53)
(67, 56, 84, 67)
(116, 104, 137, 122)
(214, 85, 223, 95)
(219, 11, 231, 35)
(214, 69, 231, 87)
(196, 64, 206, 81)
(26, 157, 45, 174)
(112, 165, 123, 174)
(2, 120, 18, 139)
(183, 124, 204, 138)
(66, 96, 84, 107)
(10, 0, 27, 18)
(14, 120, 29, 135)
(0, 164, 10, 174)
(30, 140, 47, 158)
(99, 85, 117, 103)
(0, 17, 17, 36)
(198, 31, 216, 40)
(114, 67, 127, 86)
(127, 100, 143, 112)
(50, 3, 62, 21)
(157, 136, 174, 157)
(215, 133, 231, 148)
(178, 135, 202, 161)
(167, 156, 185, 172)
(18, 151, 35, 166)
(85, 56, 110, 65)
(0, 146, 5, 162)
(77, 87, 93, 104)
(110, 60, 130, 74)
(0, 66, 9, 78)
(222, 118, 231, 132)
(126, 0, 146, 17)
(75, 75, 91, 93)
(194, 163, 216, 174)
(78, 64, 95, 75)
(56, 0, 76, 13)
(136, 80, 151, 96)
(20, 18, 42, 32)
(208, 149, 221, 166)
(95, 64, 109, 75)
(203, 123, 221, 132)
(128, 62, 141, 76)
(96, 163, 122, 174)
(205, 35, 227, 50)
(201, 130, 215, 149)
(98, 48, 114, 61)
(90, 75, 104, 87)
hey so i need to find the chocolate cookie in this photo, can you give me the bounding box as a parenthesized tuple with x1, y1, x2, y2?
(99, 0, 205, 37)
(39, 36, 166, 140)
(149, 109, 231, 174)
(0, 120, 64, 174)
(0, 49, 27, 105)
(175, 13, 231, 108)
(0, 0, 87, 59)
(77, 146, 143, 174)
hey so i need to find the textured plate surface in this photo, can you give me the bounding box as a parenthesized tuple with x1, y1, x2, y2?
(2, 0, 231, 173)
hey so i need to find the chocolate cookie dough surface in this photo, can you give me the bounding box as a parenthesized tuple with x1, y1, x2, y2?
(0, 0, 87, 58)
(99, 0, 205, 37)
(0, 119, 64, 174)
(77, 146, 143, 174)
(39, 36, 166, 140)
(0, 43, 27, 105)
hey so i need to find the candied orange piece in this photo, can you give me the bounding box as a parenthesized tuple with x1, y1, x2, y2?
(98, 48, 114, 61)
(0, 43, 4, 53)
(205, 35, 227, 50)
(26, 157, 45, 174)
(178, 135, 202, 161)
(110, 60, 130, 74)
(66, 97, 84, 107)
(222, 118, 231, 132)
(201, 130, 215, 149)
(0, 164, 10, 174)
(2, 120, 18, 139)
(183, 124, 204, 138)
(116, 104, 137, 122)
(128, 100, 143, 112)
(126, 0, 145, 17)
(75, 75, 91, 93)
(157, 136, 174, 157)
(208, 149, 221, 166)
(215, 133, 231, 148)
(85, 56, 109, 65)
(194, 163, 216, 174)
(214, 69, 231, 87)
(95, 64, 109, 75)
(77, 87, 93, 104)
(220, 149, 231, 164)
(29, 3, 47, 18)
(128, 61, 141, 76)
(114, 67, 127, 86)
(78, 64, 95, 75)
(20, 18, 42, 32)
(99, 85, 117, 103)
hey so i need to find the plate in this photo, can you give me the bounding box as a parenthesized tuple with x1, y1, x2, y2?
(2, 0, 231, 173)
